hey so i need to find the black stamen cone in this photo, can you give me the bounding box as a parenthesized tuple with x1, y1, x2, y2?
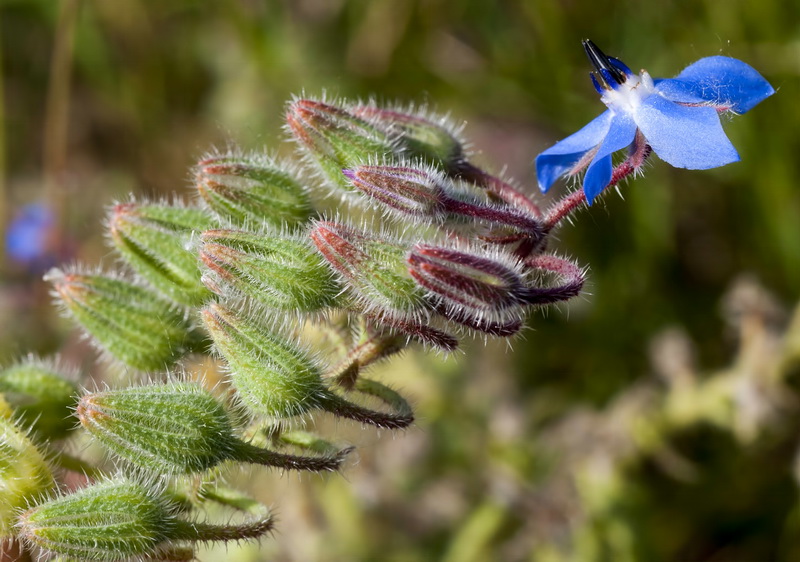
(582, 39, 626, 87)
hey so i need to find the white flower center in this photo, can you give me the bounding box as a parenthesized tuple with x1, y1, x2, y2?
(600, 70, 655, 114)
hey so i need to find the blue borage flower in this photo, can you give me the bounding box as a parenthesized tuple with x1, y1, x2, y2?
(6, 202, 57, 270)
(536, 40, 774, 203)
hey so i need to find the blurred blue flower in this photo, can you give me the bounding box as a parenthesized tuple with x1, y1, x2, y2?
(536, 40, 775, 203)
(6, 202, 58, 270)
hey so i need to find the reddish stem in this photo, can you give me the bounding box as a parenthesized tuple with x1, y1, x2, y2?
(453, 161, 543, 218)
(543, 144, 651, 229)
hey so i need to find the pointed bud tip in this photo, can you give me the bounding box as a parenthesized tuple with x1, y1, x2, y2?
(75, 393, 108, 425)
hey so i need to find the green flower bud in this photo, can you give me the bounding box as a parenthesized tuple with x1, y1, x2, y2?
(0, 356, 78, 439)
(196, 152, 313, 229)
(18, 479, 176, 560)
(286, 98, 397, 193)
(78, 383, 237, 474)
(0, 416, 56, 537)
(199, 228, 341, 312)
(20, 478, 276, 560)
(309, 221, 426, 318)
(47, 269, 202, 371)
(202, 303, 326, 419)
(203, 303, 413, 428)
(108, 201, 215, 307)
(352, 104, 466, 171)
(78, 382, 351, 474)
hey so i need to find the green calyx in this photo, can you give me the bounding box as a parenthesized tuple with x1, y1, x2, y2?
(78, 383, 237, 474)
(19, 479, 175, 560)
(309, 221, 426, 317)
(47, 269, 202, 371)
(352, 105, 466, 171)
(200, 228, 342, 312)
(20, 478, 275, 560)
(108, 201, 215, 307)
(79, 382, 353, 474)
(286, 99, 397, 192)
(196, 154, 313, 229)
(202, 303, 327, 419)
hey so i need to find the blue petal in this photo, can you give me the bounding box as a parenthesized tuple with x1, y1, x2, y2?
(654, 56, 774, 113)
(6, 203, 55, 265)
(635, 94, 739, 169)
(535, 110, 612, 193)
(583, 112, 637, 203)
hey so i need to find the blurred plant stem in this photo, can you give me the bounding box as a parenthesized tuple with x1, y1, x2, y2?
(43, 0, 80, 238)
(0, 11, 6, 266)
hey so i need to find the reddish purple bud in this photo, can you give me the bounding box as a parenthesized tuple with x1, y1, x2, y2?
(407, 244, 527, 336)
(408, 244, 523, 308)
(343, 165, 544, 249)
(519, 254, 585, 304)
(342, 166, 444, 218)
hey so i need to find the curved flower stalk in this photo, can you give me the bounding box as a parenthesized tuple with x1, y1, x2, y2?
(4, 42, 771, 559)
(536, 40, 774, 204)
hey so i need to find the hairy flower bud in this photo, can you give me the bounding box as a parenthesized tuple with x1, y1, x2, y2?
(0, 356, 78, 439)
(0, 416, 56, 537)
(204, 303, 413, 428)
(352, 105, 465, 171)
(286, 99, 396, 192)
(78, 383, 237, 474)
(202, 303, 327, 419)
(309, 221, 425, 318)
(343, 165, 544, 244)
(18, 479, 177, 560)
(407, 244, 527, 336)
(196, 153, 312, 229)
(47, 269, 202, 371)
(78, 382, 350, 473)
(108, 201, 214, 307)
(342, 165, 445, 218)
(19, 478, 275, 560)
(199, 228, 341, 311)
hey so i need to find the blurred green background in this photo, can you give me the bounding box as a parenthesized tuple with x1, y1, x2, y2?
(2, 0, 800, 560)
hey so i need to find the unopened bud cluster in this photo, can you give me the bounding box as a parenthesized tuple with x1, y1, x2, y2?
(4, 97, 585, 559)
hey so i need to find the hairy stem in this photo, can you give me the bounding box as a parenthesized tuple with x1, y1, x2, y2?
(544, 143, 652, 229)
(231, 439, 352, 472)
(453, 161, 543, 218)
